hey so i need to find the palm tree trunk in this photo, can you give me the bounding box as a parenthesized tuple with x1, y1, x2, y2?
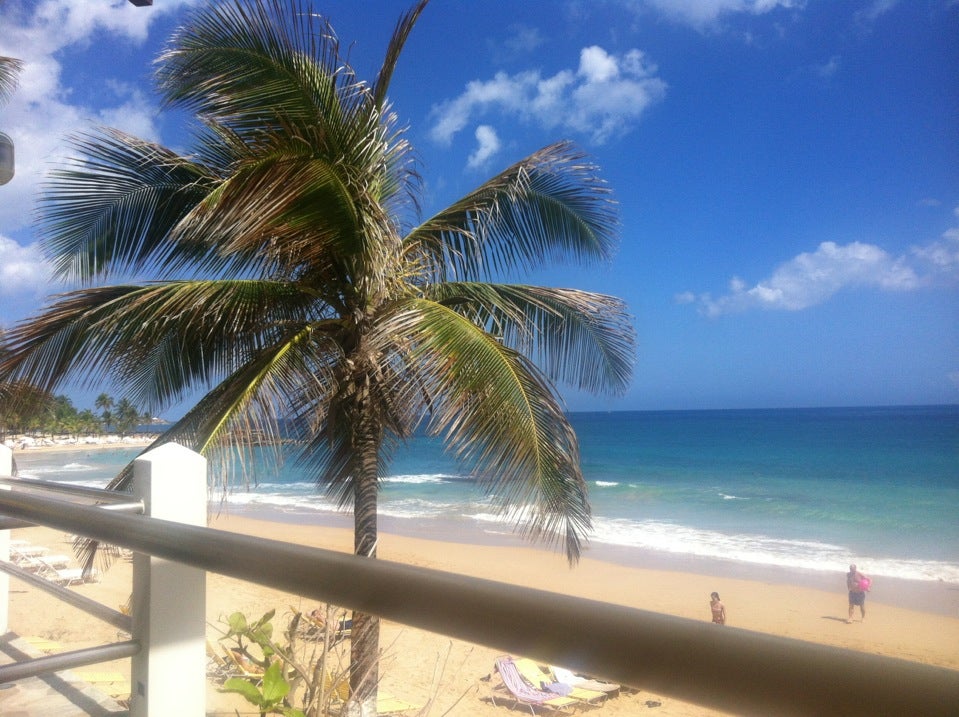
(347, 408, 381, 717)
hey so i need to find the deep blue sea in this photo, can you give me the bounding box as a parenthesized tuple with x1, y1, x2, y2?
(13, 405, 959, 585)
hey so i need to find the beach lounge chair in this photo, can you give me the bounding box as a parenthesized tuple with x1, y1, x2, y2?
(292, 606, 352, 645)
(10, 544, 49, 570)
(490, 656, 580, 715)
(22, 635, 63, 653)
(323, 669, 422, 715)
(512, 657, 607, 705)
(46, 566, 86, 586)
(11, 543, 48, 561)
(73, 670, 131, 700)
(38, 554, 71, 568)
(222, 646, 267, 680)
(549, 666, 620, 696)
(206, 639, 236, 683)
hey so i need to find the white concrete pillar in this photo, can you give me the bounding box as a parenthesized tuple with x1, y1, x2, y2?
(129, 443, 206, 717)
(0, 443, 11, 635)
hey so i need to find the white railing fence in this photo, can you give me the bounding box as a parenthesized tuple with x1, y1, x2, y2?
(0, 442, 957, 717)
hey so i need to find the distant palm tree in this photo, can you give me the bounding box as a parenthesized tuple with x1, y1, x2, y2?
(0, 1, 634, 713)
(95, 393, 115, 433)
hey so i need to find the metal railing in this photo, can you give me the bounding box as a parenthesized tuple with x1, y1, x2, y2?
(1, 482, 957, 717)
(0, 476, 141, 691)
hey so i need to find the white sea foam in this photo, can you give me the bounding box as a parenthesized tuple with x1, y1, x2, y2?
(588, 517, 959, 583)
(381, 474, 449, 484)
(17, 462, 96, 476)
(594, 481, 618, 487)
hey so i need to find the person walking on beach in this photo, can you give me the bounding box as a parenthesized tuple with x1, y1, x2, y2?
(846, 564, 869, 623)
(710, 592, 726, 625)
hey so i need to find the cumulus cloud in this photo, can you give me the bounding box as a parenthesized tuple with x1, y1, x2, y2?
(429, 45, 667, 155)
(0, 234, 52, 296)
(0, 0, 202, 233)
(467, 125, 501, 169)
(911, 205, 959, 276)
(682, 229, 959, 317)
(640, 0, 800, 30)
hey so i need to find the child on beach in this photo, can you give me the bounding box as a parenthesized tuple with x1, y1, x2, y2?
(710, 592, 726, 625)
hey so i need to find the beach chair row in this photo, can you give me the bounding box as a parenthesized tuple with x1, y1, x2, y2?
(8, 539, 89, 585)
(489, 655, 621, 714)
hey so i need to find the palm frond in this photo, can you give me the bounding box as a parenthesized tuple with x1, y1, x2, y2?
(0, 280, 325, 405)
(169, 143, 362, 268)
(428, 282, 634, 394)
(37, 128, 217, 282)
(371, 0, 429, 110)
(156, 0, 354, 142)
(0, 56, 24, 105)
(372, 299, 592, 562)
(405, 141, 617, 282)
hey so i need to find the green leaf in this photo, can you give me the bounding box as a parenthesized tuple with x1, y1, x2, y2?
(219, 677, 267, 707)
(260, 661, 291, 703)
(227, 611, 249, 633)
(252, 621, 274, 644)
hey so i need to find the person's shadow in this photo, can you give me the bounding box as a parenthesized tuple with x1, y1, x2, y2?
(821, 616, 850, 622)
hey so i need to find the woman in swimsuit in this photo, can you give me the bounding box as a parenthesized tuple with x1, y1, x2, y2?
(710, 592, 726, 625)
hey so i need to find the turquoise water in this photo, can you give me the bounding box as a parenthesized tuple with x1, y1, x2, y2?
(13, 405, 959, 584)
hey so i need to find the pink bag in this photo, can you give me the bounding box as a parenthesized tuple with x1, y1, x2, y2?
(858, 576, 871, 591)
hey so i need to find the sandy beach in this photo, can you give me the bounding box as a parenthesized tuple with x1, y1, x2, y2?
(3, 435, 157, 454)
(5, 510, 958, 716)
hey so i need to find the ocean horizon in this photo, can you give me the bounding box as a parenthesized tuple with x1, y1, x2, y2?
(13, 404, 959, 592)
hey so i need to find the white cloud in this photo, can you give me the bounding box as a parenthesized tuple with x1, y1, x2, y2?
(467, 125, 501, 169)
(814, 55, 841, 79)
(429, 46, 666, 151)
(688, 241, 923, 317)
(686, 210, 959, 316)
(0, 0, 201, 233)
(854, 0, 900, 25)
(640, 0, 800, 30)
(911, 205, 959, 277)
(488, 24, 545, 62)
(0, 234, 52, 296)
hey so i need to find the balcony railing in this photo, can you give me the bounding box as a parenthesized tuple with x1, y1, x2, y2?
(1, 442, 957, 716)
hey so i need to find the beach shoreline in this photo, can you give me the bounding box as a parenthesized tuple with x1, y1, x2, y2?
(3, 435, 156, 453)
(6, 513, 959, 716)
(225, 505, 959, 619)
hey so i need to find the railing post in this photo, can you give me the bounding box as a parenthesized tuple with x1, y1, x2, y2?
(0, 443, 11, 634)
(129, 443, 206, 717)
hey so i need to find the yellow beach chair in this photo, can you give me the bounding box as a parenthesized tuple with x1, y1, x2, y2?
(323, 669, 421, 715)
(512, 657, 607, 705)
(491, 656, 580, 715)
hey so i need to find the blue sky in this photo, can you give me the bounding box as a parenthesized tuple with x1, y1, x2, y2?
(0, 0, 957, 415)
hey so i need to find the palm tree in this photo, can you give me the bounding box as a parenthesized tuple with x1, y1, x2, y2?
(95, 392, 115, 433)
(0, 1, 634, 712)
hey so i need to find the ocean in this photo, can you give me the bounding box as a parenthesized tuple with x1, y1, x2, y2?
(12, 405, 959, 588)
